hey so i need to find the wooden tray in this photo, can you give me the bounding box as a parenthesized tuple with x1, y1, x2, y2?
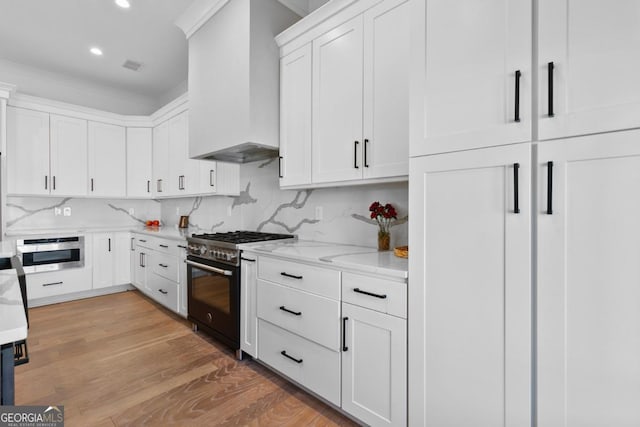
(394, 246, 408, 258)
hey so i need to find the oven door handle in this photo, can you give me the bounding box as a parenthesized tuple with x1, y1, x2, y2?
(186, 260, 234, 276)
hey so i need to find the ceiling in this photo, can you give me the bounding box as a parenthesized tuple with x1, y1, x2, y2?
(0, 0, 194, 101)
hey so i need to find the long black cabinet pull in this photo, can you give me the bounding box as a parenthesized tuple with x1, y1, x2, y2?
(108, 238, 111, 252)
(514, 70, 521, 122)
(158, 289, 168, 295)
(281, 272, 303, 280)
(281, 350, 303, 364)
(513, 163, 520, 214)
(42, 281, 63, 287)
(547, 161, 554, 215)
(159, 264, 168, 268)
(177, 245, 187, 249)
(159, 244, 169, 248)
(278, 156, 283, 178)
(147, 180, 150, 193)
(91, 178, 94, 192)
(548, 62, 555, 117)
(131, 237, 135, 251)
(279, 306, 302, 316)
(354, 141, 360, 169)
(364, 139, 370, 167)
(353, 288, 387, 299)
(53, 176, 56, 190)
(45, 176, 48, 190)
(241, 257, 256, 262)
(342, 317, 349, 352)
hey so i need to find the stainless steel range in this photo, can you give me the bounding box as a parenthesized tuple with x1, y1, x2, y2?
(186, 231, 295, 358)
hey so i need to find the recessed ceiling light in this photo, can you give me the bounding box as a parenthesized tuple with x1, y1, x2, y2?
(115, 0, 130, 8)
(90, 47, 103, 56)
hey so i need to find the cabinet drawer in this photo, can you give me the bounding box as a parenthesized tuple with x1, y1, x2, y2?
(134, 234, 156, 249)
(27, 268, 92, 301)
(257, 280, 340, 350)
(258, 319, 340, 406)
(342, 272, 407, 318)
(147, 275, 179, 313)
(150, 252, 179, 282)
(155, 238, 186, 256)
(258, 256, 340, 299)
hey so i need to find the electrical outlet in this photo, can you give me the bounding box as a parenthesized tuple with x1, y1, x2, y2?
(63, 207, 71, 217)
(129, 208, 135, 216)
(315, 206, 323, 221)
(54, 207, 62, 216)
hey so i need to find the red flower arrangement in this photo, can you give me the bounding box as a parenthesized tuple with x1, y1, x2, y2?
(369, 201, 397, 237)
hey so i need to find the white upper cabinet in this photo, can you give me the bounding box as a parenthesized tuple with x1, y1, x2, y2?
(88, 122, 126, 198)
(537, 130, 640, 426)
(49, 114, 88, 197)
(126, 128, 153, 199)
(152, 121, 170, 197)
(6, 107, 50, 196)
(279, 43, 313, 187)
(362, 0, 409, 179)
(312, 15, 365, 184)
(167, 112, 200, 195)
(411, 0, 532, 157)
(538, 0, 640, 140)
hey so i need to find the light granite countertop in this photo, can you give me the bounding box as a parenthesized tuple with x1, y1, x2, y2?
(242, 240, 408, 280)
(0, 241, 16, 258)
(6, 226, 193, 242)
(130, 226, 192, 241)
(0, 269, 27, 345)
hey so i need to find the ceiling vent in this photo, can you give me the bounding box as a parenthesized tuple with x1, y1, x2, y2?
(122, 60, 143, 71)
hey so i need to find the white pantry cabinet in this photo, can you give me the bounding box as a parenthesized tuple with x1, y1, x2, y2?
(410, 0, 532, 157)
(6, 107, 50, 196)
(92, 232, 131, 289)
(49, 114, 88, 197)
(88, 122, 127, 197)
(126, 128, 153, 198)
(538, 0, 640, 141)
(408, 143, 532, 426)
(537, 129, 640, 426)
(279, 43, 312, 187)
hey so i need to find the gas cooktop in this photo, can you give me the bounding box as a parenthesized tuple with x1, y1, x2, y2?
(187, 231, 296, 265)
(190, 231, 295, 245)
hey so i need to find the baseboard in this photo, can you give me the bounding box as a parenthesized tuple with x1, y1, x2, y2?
(28, 284, 135, 308)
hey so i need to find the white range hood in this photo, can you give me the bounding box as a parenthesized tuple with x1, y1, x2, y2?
(177, 0, 299, 163)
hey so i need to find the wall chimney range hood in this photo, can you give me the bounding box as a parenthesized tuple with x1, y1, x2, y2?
(177, 0, 299, 163)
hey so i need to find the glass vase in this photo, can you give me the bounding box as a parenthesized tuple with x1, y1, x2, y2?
(378, 230, 390, 251)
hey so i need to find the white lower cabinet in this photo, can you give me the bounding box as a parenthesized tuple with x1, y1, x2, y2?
(342, 303, 406, 427)
(26, 268, 92, 302)
(254, 255, 407, 425)
(132, 245, 149, 294)
(93, 232, 131, 289)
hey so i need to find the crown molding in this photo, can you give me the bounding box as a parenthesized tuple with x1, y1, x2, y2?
(0, 81, 16, 100)
(175, 0, 230, 39)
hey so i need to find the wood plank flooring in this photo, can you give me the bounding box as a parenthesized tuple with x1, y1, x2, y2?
(15, 290, 360, 427)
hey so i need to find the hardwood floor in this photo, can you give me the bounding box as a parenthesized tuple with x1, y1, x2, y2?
(15, 291, 360, 427)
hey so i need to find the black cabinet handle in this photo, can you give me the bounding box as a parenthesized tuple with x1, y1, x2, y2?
(108, 238, 111, 252)
(279, 306, 302, 316)
(280, 350, 303, 364)
(548, 62, 555, 117)
(158, 289, 168, 295)
(353, 288, 387, 299)
(514, 70, 521, 122)
(364, 139, 370, 167)
(513, 163, 520, 214)
(177, 245, 187, 249)
(209, 170, 215, 187)
(45, 175, 48, 190)
(139, 239, 147, 243)
(241, 257, 256, 262)
(91, 178, 94, 192)
(147, 180, 150, 193)
(280, 272, 303, 280)
(354, 140, 359, 169)
(159, 263, 168, 268)
(141, 253, 146, 268)
(53, 176, 56, 190)
(278, 156, 283, 178)
(342, 317, 349, 352)
(42, 281, 63, 287)
(547, 161, 553, 214)
(159, 244, 169, 248)
(131, 237, 135, 251)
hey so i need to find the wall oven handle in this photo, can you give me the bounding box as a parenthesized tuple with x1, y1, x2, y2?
(186, 260, 233, 276)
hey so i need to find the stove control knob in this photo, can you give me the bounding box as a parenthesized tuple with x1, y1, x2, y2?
(198, 246, 207, 256)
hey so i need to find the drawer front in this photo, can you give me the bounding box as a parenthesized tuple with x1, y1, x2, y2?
(258, 256, 340, 300)
(27, 268, 92, 301)
(134, 234, 156, 249)
(147, 275, 179, 313)
(342, 272, 407, 318)
(257, 280, 340, 350)
(155, 238, 186, 257)
(150, 252, 179, 283)
(258, 319, 340, 406)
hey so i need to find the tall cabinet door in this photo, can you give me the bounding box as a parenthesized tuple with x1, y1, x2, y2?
(408, 143, 531, 426)
(6, 107, 50, 196)
(92, 233, 115, 289)
(341, 303, 406, 427)
(168, 112, 199, 195)
(411, 0, 531, 157)
(114, 232, 132, 286)
(88, 122, 126, 197)
(538, 0, 640, 140)
(280, 43, 312, 187)
(312, 16, 364, 184)
(50, 114, 88, 197)
(362, 0, 409, 179)
(537, 130, 640, 426)
(126, 128, 153, 198)
(240, 254, 258, 358)
(152, 121, 169, 197)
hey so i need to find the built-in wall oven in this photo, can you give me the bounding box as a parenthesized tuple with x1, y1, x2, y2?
(16, 236, 84, 274)
(186, 231, 295, 359)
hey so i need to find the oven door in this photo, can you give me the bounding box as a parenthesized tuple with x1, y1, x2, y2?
(20, 247, 83, 273)
(186, 256, 240, 349)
